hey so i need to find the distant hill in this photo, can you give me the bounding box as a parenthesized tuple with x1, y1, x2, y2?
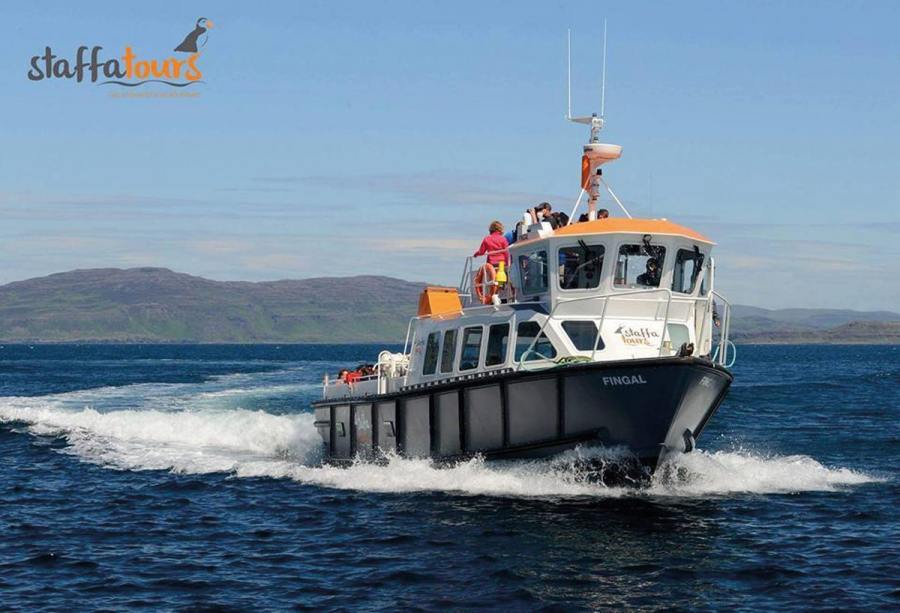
(732, 305, 900, 329)
(730, 305, 900, 344)
(0, 268, 425, 343)
(0, 268, 897, 344)
(732, 320, 900, 344)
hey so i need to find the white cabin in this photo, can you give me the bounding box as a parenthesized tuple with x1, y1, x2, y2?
(323, 217, 732, 400)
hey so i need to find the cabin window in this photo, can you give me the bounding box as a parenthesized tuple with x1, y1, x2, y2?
(558, 244, 605, 290)
(518, 250, 548, 295)
(485, 323, 510, 367)
(514, 321, 558, 362)
(439, 329, 457, 373)
(561, 320, 605, 351)
(459, 326, 483, 371)
(667, 323, 691, 350)
(672, 248, 706, 294)
(614, 244, 667, 289)
(422, 332, 440, 375)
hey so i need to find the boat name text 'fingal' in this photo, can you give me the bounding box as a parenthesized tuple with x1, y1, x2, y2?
(602, 375, 648, 386)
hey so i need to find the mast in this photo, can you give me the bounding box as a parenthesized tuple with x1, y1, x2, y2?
(566, 23, 628, 220)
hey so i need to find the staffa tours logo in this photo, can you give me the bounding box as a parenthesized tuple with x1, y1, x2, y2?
(613, 324, 660, 347)
(27, 18, 213, 89)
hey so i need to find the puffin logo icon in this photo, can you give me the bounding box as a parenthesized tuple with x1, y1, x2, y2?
(26, 18, 214, 89)
(174, 18, 214, 54)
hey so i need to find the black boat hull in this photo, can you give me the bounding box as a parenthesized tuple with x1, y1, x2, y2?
(312, 357, 732, 472)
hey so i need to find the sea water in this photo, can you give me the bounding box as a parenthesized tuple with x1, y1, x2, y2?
(0, 344, 896, 609)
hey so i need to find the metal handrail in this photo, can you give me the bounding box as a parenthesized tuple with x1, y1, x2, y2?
(515, 287, 734, 370)
(325, 373, 379, 387)
(412, 287, 731, 371)
(459, 251, 516, 307)
(709, 289, 732, 367)
(516, 287, 675, 370)
(458, 257, 473, 299)
(685, 288, 731, 367)
(406, 284, 733, 385)
(696, 291, 710, 358)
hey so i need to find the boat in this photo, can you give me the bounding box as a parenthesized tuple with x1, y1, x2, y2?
(312, 39, 735, 475)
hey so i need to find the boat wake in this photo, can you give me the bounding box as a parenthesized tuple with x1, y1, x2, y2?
(0, 378, 882, 499)
(236, 446, 881, 498)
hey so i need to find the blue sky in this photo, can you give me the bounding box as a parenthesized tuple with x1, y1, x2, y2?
(0, 1, 897, 310)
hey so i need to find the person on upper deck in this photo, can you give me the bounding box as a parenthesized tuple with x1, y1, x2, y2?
(548, 211, 569, 229)
(474, 220, 511, 267)
(523, 202, 552, 227)
(504, 222, 520, 246)
(577, 209, 608, 223)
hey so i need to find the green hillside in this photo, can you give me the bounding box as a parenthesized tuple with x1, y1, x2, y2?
(0, 268, 424, 343)
(0, 268, 897, 344)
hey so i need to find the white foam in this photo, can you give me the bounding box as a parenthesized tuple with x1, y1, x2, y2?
(0, 374, 884, 498)
(237, 450, 632, 498)
(0, 399, 322, 473)
(243, 446, 880, 499)
(647, 448, 878, 496)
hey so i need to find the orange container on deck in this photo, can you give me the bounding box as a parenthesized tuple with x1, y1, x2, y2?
(417, 287, 463, 317)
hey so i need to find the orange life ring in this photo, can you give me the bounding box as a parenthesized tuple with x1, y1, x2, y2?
(474, 263, 497, 305)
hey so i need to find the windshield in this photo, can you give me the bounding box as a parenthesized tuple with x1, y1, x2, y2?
(672, 248, 705, 294)
(614, 244, 667, 289)
(517, 250, 548, 295)
(559, 243, 605, 290)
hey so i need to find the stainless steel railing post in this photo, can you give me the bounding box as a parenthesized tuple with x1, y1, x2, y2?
(657, 289, 674, 357)
(590, 295, 610, 362)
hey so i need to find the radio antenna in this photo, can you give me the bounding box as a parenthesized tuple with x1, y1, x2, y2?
(565, 24, 607, 137)
(566, 29, 572, 119)
(600, 19, 607, 118)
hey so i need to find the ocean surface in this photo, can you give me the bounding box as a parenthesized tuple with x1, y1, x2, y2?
(0, 344, 896, 610)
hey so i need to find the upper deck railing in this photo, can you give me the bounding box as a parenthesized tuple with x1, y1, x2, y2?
(321, 350, 411, 400)
(458, 246, 521, 307)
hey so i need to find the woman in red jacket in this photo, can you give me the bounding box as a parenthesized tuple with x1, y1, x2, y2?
(473, 221, 511, 267)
